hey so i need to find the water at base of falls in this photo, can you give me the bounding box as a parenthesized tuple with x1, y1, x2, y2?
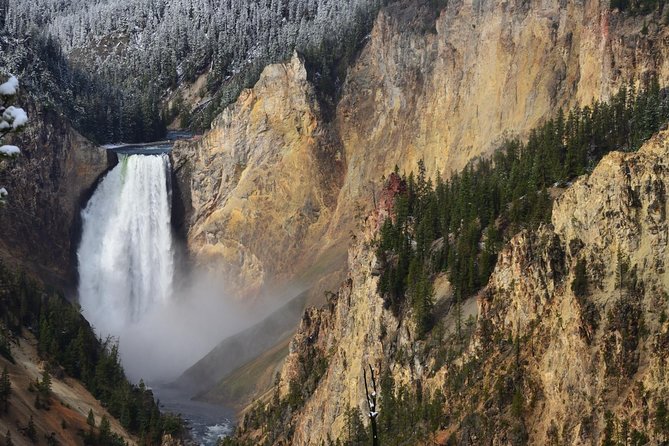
(78, 153, 174, 337)
(154, 386, 234, 446)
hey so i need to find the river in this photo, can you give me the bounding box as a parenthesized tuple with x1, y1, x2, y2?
(154, 386, 235, 446)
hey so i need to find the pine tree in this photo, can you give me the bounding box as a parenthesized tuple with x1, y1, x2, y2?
(615, 251, 630, 290)
(39, 368, 52, 398)
(572, 258, 588, 298)
(343, 405, 369, 445)
(4, 430, 12, 446)
(87, 409, 95, 427)
(99, 415, 111, 445)
(0, 366, 9, 413)
(26, 415, 37, 443)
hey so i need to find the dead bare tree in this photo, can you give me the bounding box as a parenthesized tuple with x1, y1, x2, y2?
(363, 365, 379, 446)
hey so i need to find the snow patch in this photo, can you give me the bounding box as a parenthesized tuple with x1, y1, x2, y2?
(0, 76, 18, 96)
(2, 106, 28, 129)
(0, 145, 21, 156)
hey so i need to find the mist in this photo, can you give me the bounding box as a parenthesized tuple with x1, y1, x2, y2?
(76, 151, 302, 388)
(115, 271, 258, 384)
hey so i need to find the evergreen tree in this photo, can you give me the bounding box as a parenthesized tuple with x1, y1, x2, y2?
(25, 415, 37, 443)
(0, 366, 10, 413)
(377, 79, 669, 324)
(343, 406, 368, 445)
(99, 416, 111, 445)
(39, 368, 52, 398)
(572, 258, 588, 298)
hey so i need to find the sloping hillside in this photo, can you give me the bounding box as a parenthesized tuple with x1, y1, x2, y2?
(0, 336, 135, 446)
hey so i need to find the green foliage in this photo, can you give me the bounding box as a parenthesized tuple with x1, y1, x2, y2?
(615, 252, 636, 290)
(611, 0, 666, 15)
(510, 388, 523, 418)
(0, 329, 12, 363)
(604, 286, 644, 378)
(0, 262, 183, 444)
(39, 369, 51, 397)
(4, 430, 13, 446)
(377, 80, 669, 331)
(99, 416, 111, 443)
(603, 410, 652, 446)
(234, 345, 329, 445)
(655, 400, 669, 435)
(342, 405, 369, 446)
(375, 368, 445, 445)
(572, 258, 589, 298)
(45, 432, 57, 446)
(82, 413, 126, 446)
(571, 256, 600, 339)
(34, 367, 52, 410)
(286, 346, 328, 411)
(25, 415, 37, 443)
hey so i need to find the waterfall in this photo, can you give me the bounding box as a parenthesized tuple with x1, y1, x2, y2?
(78, 153, 174, 337)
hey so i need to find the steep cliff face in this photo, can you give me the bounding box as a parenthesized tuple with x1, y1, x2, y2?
(327, 0, 669, 240)
(175, 0, 669, 298)
(0, 35, 110, 288)
(172, 52, 344, 297)
(0, 100, 109, 288)
(278, 216, 390, 445)
(240, 129, 669, 445)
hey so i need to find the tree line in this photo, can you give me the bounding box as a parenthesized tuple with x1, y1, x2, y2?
(376, 78, 669, 338)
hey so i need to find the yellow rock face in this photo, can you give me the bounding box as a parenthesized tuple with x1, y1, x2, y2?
(174, 1, 669, 298)
(327, 0, 669, 243)
(173, 52, 344, 297)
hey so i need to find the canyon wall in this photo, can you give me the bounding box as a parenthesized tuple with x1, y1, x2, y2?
(0, 100, 109, 288)
(241, 127, 669, 445)
(0, 35, 110, 288)
(174, 0, 669, 299)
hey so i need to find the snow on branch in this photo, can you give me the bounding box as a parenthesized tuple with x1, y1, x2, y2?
(2, 106, 28, 130)
(0, 76, 18, 96)
(0, 145, 20, 157)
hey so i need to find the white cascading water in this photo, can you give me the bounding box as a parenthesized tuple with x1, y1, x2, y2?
(78, 153, 174, 337)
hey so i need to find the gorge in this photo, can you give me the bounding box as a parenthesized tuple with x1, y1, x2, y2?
(4, 0, 669, 445)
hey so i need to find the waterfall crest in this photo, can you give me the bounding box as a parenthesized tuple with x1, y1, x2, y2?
(78, 153, 174, 336)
